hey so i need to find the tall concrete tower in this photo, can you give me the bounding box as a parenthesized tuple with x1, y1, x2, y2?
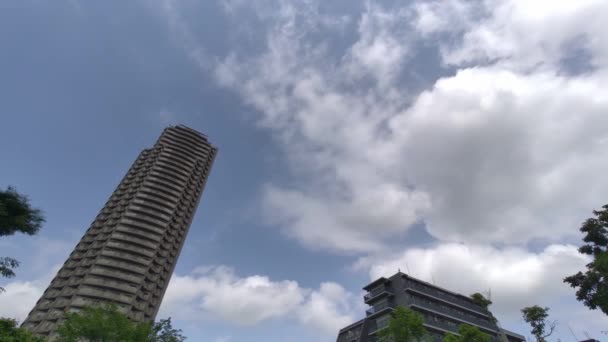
(22, 125, 217, 338)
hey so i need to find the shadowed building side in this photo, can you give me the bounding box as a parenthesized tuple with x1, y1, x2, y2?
(22, 125, 217, 339)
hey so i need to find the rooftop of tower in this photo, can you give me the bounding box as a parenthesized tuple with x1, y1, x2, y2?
(172, 124, 209, 139)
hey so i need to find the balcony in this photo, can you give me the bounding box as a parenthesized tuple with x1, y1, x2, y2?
(405, 283, 488, 317)
(423, 319, 459, 335)
(365, 307, 378, 316)
(366, 300, 394, 317)
(77, 285, 134, 305)
(112, 230, 160, 249)
(338, 329, 362, 342)
(409, 295, 497, 332)
(364, 285, 394, 304)
(161, 147, 197, 164)
(367, 313, 391, 336)
(106, 240, 155, 257)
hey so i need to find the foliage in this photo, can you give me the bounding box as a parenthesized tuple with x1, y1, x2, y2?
(0, 317, 46, 342)
(149, 318, 186, 342)
(148, 317, 186, 342)
(0, 256, 19, 292)
(521, 305, 556, 342)
(469, 292, 497, 324)
(0, 186, 45, 236)
(469, 293, 492, 310)
(56, 304, 185, 342)
(377, 306, 429, 342)
(57, 304, 149, 342)
(0, 186, 45, 292)
(442, 324, 490, 342)
(564, 204, 608, 315)
(0, 257, 19, 279)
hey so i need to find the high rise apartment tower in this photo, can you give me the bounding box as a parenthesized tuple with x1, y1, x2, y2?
(22, 125, 217, 338)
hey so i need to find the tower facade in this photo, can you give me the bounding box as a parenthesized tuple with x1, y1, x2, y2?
(22, 125, 217, 337)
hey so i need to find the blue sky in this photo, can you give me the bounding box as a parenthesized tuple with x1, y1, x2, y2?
(1, 0, 607, 341)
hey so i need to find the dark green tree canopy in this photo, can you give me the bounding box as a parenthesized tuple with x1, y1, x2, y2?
(442, 324, 490, 342)
(0, 186, 45, 236)
(564, 204, 608, 315)
(0, 257, 19, 279)
(521, 305, 556, 342)
(0, 186, 45, 292)
(377, 306, 429, 342)
(56, 304, 185, 342)
(0, 317, 46, 342)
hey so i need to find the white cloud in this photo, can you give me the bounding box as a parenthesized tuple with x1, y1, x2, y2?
(345, 3, 412, 88)
(215, 0, 431, 254)
(390, 68, 608, 243)
(159, 265, 356, 337)
(361, 243, 594, 322)
(160, 265, 306, 325)
(0, 281, 45, 321)
(161, 1, 608, 338)
(297, 282, 356, 335)
(210, 2, 608, 334)
(214, 0, 608, 252)
(0, 264, 59, 321)
(423, 0, 608, 71)
(412, 0, 475, 37)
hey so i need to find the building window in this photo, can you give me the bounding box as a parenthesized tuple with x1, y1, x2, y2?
(376, 315, 390, 330)
(374, 298, 388, 310)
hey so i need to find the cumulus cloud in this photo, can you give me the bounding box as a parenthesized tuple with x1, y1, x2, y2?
(358, 242, 608, 336)
(431, 0, 608, 71)
(0, 281, 45, 321)
(392, 68, 608, 243)
(412, 0, 476, 37)
(362, 243, 590, 315)
(214, 0, 608, 252)
(0, 264, 60, 321)
(158, 0, 608, 337)
(2, 264, 356, 339)
(297, 282, 356, 335)
(159, 266, 356, 336)
(160, 265, 306, 325)
(215, 1, 432, 253)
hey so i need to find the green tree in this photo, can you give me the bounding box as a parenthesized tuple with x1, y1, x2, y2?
(56, 304, 185, 342)
(563, 204, 608, 315)
(149, 318, 186, 342)
(0, 186, 45, 292)
(377, 306, 429, 342)
(0, 186, 45, 236)
(442, 324, 491, 342)
(521, 305, 556, 342)
(0, 317, 46, 342)
(469, 293, 497, 324)
(469, 293, 492, 310)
